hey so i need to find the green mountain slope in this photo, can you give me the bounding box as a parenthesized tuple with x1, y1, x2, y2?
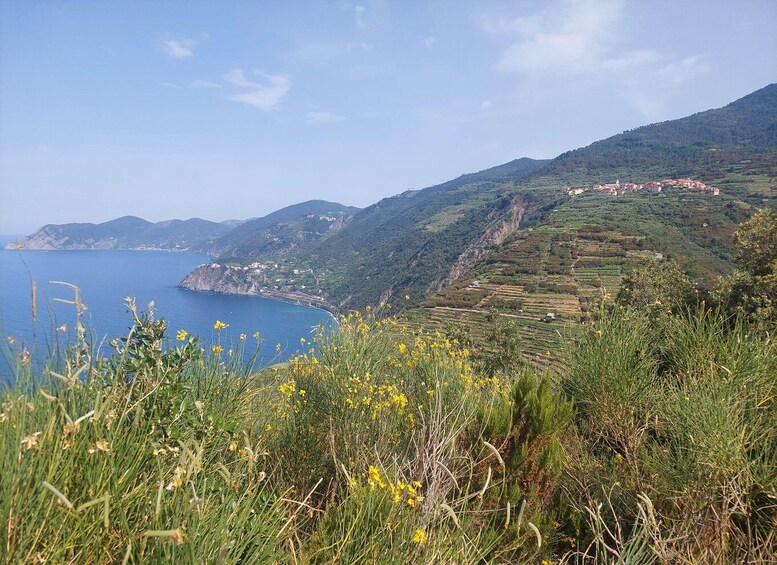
(219, 85, 775, 311)
(408, 188, 753, 371)
(405, 85, 777, 369)
(540, 83, 777, 188)
(213, 200, 360, 262)
(290, 158, 554, 308)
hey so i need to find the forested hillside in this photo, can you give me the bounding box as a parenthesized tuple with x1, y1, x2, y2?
(211, 200, 360, 261)
(199, 85, 775, 313)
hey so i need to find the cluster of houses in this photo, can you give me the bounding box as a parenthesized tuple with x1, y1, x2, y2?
(566, 178, 720, 197)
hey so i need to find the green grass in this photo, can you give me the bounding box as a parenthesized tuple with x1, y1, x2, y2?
(2, 295, 775, 563)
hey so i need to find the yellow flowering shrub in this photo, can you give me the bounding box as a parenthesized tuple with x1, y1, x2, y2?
(269, 310, 507, 493)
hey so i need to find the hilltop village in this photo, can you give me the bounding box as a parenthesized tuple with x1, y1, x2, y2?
(566, 177, 721, 197)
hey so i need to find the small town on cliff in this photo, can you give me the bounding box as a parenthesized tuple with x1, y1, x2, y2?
(565, 177, 721, 197)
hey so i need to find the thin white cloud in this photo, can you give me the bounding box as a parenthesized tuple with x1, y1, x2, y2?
(355, 5, 367, 28)
(223, 69, 291, 110)
(483, 0, 658, 74)
(425, 36, 436, 48)
(307, 111, 346, 124)
(481, 100, 493, 109)
(190, 79, 222, 89)
(162, 39, 195, 59)
(658, 56, 710, 84)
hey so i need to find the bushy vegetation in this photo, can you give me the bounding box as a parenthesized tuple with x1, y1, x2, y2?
(3, 266, 776, 563)
(717, 208, 777, 332)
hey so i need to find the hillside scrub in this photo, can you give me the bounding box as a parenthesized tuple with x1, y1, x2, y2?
(2, 293, 776, 562)
(718, 208, 777, 332)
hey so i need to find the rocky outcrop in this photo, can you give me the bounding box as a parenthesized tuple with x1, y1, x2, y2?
(433, 198, 527, 292)
(5, 226, 92, 250)
(179, 263, 333, 312)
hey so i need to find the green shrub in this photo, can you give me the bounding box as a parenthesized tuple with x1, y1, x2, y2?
(0, 301, 291, 564)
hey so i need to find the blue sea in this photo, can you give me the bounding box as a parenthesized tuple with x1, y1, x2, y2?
(0, 244, 334, 384)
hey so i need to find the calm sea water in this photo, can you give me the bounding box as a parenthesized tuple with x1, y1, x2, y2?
(0, 248, 334, 384)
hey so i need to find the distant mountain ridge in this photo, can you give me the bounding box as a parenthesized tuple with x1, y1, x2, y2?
(8, 201, 362, 257)
(6, 216, 232, 253)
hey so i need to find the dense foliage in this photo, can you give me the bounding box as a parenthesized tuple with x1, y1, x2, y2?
(718, 208, 777, 331)
(3, 269, 775, 563)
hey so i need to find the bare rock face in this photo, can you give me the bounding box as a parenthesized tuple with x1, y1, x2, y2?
(179, 264, 247, 293)
(434, 197, 527, 292)
(5, 226, 76, 250)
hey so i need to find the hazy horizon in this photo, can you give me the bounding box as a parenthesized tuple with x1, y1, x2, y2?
(2, 0, 776, 233)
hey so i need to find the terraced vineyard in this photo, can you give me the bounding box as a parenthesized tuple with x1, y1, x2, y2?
(406, 225, 654, 372)
(405, 184, 765, 373)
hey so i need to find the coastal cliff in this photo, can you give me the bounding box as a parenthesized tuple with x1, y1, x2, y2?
(179, 263, 333, 312)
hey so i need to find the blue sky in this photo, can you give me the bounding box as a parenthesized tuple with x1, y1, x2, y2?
(1, 0, 776, 233)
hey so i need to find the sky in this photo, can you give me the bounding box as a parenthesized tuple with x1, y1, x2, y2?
(1, 0, 776, 234)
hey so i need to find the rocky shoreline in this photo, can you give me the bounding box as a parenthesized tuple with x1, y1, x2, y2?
(179, 263, 335, 313)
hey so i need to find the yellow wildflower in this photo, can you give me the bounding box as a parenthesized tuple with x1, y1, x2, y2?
(279, 380, 296, 399)
(253, 331, 261, 339)
(176, 329, 188, 341)
(398, 343, 407, 354)
(412, 529, 428, 545)
(367, 465, 385, 489)
(212, 345, 223, 355)
(390, 393, 408, 410)
(213, 320, 228, 331)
